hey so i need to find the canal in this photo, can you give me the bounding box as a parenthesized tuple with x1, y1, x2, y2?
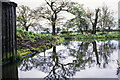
(2, 39, 120, 79)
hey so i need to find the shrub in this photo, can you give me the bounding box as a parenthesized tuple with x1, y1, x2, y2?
(29, 31, 34, 35)
(17, 32, 23, 39)
(30, 35, 35, 39)
(24, 31, 29, 36)
(35, 36, 38, 40)
(17, 27, 23, 33)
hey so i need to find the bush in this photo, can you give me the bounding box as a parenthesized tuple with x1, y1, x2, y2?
(24, 31, 29, 35)
(17, 32, 23, 39)
(29, 31, 34, 35)
(17, 27, 60, 41)
(31, 35, 35, 39)
(17, 27, 23, 33)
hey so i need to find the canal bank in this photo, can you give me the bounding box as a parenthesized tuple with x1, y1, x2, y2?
(16, 28, 64, 61)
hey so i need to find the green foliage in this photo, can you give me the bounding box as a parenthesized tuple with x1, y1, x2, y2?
(67, 4, 88, 34)
(17, 27, 24, 32)
(29, 31, 34, 35)
(17, 32, 23, 39)
(17, 50, 21, 54)
(16, 27, 64, 60)
(24, 31, 29, 36)
(17, 27, 56, 41)
(17, 5, 38, 31)
(61, 31, 120, 40)
(30, 35, 35, 39)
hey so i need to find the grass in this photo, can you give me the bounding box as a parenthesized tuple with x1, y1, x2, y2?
(17, 27, 57, 42)
(60, 31, 120, 40)
(16, 27, 64, 59)
(6, 27, 119, 61)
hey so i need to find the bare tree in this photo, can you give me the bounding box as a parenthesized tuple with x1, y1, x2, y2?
(87, 5, 116, 34)
(35, 0, 75, 35)
(99, 5, 115, 32)
(87, 8, 100, 34)
(17, 5, 38, 31)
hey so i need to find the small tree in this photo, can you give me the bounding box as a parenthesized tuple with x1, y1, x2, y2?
(35, 0, 75, 35)
(99, 5, 115, 32)
(17, 5, 38, 31)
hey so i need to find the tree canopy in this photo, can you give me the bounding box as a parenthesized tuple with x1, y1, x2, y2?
(35, 0, 75, 35)
(17, 2, 116, 34)
(67, 4, 89, 34)
(17, 5, 38, 31)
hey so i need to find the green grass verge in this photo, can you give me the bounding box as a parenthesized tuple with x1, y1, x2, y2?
(16, 27, 64, 59)
(61, 31, 120, 40)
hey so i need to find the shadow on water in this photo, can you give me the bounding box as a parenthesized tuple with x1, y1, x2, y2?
(2, 40, 119, 79)
(2, 63, 18, 80)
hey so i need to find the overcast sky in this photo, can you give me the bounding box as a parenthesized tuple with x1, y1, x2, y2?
(10, 0, 119, 19)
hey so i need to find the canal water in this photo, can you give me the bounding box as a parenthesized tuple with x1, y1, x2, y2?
(2, 40, 120, 79)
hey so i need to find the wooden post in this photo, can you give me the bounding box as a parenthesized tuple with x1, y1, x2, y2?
(0, 0, 17, 62)
(2, 63, 18, 79)
(0, 0, 17, 79)
(0, 1, 2, 80)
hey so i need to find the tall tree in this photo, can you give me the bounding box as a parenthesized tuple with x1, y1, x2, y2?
(17, 5, 38, 31)
(35, 0, 75, 35)
(87, 8, 100, 34)
(87, 5, 115, 34)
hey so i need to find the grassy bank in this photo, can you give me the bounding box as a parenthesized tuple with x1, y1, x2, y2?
(60, 31, 120, 40)
(17, 27, 64, 59)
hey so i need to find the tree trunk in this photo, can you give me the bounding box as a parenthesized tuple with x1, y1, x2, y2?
(80, 28, 83, 34)
(85, 25, 88, 34)
(78, 25, 83, 34)
(92, 41, 100, 65)
(53, 46, 56, 53)
(52, 22, 55, 35)
(108, 27, 111, 32)
(92, 24, 96, 34)
(25, 27, 29, 31)
(92, 9, 100, 34)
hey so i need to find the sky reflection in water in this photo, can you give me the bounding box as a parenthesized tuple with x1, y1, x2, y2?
(18, 40, 119, 79)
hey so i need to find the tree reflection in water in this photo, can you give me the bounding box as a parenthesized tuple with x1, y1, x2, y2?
(19, 40, 117, 79)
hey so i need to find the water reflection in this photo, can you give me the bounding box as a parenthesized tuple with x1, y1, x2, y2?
(67, 40, 117, 68)
(18, 40, 118, 79)
(2, 63, 18, 79)
(117, 40, 120, 80)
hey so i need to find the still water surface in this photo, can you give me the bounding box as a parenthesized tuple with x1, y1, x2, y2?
(2, 40, 119, 79)
(18, 40, 119, 79)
